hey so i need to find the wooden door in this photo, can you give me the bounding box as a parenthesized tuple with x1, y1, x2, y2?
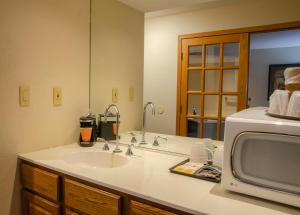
(23, 191, 60, 215)
(178, 33, 249, 140)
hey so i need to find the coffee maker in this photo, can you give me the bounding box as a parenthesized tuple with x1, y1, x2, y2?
(98, 113, 118, 141)
(79, 113, 97, 147)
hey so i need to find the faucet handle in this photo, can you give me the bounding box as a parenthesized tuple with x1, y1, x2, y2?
(128, 132, 137, 143)
(153, 136, 168, 146)
(102, 141, 110, 151)
(126, 144, 134, 156)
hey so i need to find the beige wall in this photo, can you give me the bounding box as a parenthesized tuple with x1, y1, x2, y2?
(144, 0, 300, 135)
(0, 0, 90, 214)
(90, 0, 144, 132)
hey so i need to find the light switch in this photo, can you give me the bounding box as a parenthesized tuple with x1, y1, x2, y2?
(19, 85, 30, 107)
(129, 87, 134, 102)
(53, 87, 62, 106)
(112, 88, 118, 103)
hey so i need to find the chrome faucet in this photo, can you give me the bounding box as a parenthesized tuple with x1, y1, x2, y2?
(140, 102, 155, 145)
(104, 104, 122, 153)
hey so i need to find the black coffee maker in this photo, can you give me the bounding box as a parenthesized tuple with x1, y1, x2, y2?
(79, 113, 97, 147)
(98, 113, 118, 141)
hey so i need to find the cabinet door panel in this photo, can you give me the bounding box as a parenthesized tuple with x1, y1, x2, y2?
(65, 208, 80, 215)
(22, 164, 59, 201)
(64, 179, 121, 215)
(131, 201, 176, 215)
(23, 191, 59, 215)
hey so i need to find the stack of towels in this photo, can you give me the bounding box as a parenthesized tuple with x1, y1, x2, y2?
(269, 67, 300, 118)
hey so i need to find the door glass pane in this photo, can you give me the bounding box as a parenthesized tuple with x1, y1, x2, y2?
(205, 70, 219, 92)
(188, 70, 201, 91)
(206, 44, 220, 67)
(222, 95, 237, 117)
(223, 43, 239, 66)
(187, 118, 201, 138)
(189, 46, 202, 67)
(220, 121, 225, 141)
(188, 94, 201, 115)
(223, 69, 238, 92)
(204, 95, 218, 117)
(203, 119, 217, 140)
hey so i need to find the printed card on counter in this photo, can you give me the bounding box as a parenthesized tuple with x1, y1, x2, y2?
(174, 162, 203, 174)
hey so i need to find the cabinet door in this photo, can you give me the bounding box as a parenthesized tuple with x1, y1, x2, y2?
(65, 208, 80, 215)
(23, 191, 60, 215)
(64, 179, 121, 215)
(131, 201, 176, 215)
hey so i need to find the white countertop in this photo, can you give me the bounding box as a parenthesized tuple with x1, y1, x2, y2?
(119, 131, 223, 156)
(19, 142, 299, 215)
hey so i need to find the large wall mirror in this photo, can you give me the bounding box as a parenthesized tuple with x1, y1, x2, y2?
(90, 0, 300, 147)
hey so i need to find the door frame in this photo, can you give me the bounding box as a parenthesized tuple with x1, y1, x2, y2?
(176, 21, 300, 135)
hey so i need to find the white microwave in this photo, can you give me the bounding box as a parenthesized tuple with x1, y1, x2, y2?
(222, 107, 300, 207)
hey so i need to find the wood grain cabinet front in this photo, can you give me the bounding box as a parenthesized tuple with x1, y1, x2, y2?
(23, 191, 60, 215)
(64, 178, 121, 215)
(21, 164, 59, 201)
(131, 201, 177, 215)
(65, 208, 81, 215)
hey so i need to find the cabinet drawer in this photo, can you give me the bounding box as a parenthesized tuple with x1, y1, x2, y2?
(23, 190, 60, 215)
(131, 201, 177, 215)
(21, 164, 59, 201)
(65, 208, 80, 215)
(64, 179, 121, 215)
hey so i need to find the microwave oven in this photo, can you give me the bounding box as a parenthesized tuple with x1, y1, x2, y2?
(222, 107, 300, 207)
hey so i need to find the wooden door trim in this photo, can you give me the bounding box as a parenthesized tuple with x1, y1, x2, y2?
(176, 20, 300, 135)
(178, 21, 300, 40)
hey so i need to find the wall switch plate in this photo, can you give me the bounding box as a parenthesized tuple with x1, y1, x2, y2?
(53, 87, 62, 106)
(19, 85, 30, 107)
(129, 87, 134, 102)
(112, 88, 118, 103)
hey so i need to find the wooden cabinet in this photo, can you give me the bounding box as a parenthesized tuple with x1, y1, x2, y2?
(20, 162, 190, 215)
(21, 163, 59, 201)
(131, 201, 177, 215)
(23, 191, 60, 215)
(64, 179, 121, 215)
(65, 208, 80, 215)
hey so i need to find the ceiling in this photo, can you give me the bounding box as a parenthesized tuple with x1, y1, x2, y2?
(117, 0, 242, 17)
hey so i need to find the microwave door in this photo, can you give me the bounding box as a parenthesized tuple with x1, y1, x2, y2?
(231, 132, 300, 195)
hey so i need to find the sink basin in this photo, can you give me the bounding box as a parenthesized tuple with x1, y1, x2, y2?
(63, 151, 128, 168)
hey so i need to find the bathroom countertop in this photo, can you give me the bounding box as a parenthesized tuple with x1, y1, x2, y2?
(19, 143, 299, 215)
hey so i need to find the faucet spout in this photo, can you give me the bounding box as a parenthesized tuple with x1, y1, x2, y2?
(140, 102, 155, 145)
(104, 104, 122, 153)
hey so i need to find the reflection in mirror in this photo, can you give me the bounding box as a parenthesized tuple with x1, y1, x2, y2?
(188, 70, 202, 91)
(90, 0, 238, 154)
(189, 46, 202, 67)
(206, 44, 220, 66)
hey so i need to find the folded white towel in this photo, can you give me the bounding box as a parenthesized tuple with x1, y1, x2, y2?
(287, 91, 300, 117)
(284, 67, 300, 85)
(269, 90, 289, 115)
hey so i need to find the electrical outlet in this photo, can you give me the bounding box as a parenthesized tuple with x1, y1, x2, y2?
(112, 88, 118, 103)
(129, 87, 134, 102)
(53, 87, 62, 106)
(19, 85, 30, 107)
(156, 105, 165, 114)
